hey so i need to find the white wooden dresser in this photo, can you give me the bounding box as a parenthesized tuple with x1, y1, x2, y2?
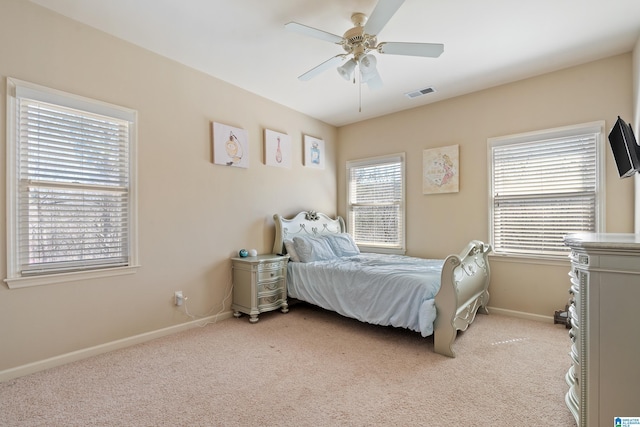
(563, 233, 640, 426)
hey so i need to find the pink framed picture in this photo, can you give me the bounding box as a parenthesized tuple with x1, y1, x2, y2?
(264, 129, 291, 168)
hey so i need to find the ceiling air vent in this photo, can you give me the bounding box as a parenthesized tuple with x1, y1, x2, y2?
(405, 86, 436, 99)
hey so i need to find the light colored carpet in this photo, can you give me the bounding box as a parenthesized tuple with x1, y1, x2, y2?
(0, 304, 575, 426)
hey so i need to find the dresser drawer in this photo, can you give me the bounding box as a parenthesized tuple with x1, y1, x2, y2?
(567, 355, 580, 401)
(570, 344, 579, 368)
(568, 304, 578, 329)
(566, 365, 576, 387)
(566, 383, 579, 422)
(569, 250, 589, 267)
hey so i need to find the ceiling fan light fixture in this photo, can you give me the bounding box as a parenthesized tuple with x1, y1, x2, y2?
(359, 54, 377, 74)
(337, 58, 357, 81)
(360, 70, 374, 83)
(359, 54, 379, 84)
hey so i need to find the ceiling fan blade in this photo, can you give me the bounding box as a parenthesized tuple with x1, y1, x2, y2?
(298, 55, 345, 81)
(285, 22, 344, 44)
(378, 42, 444, 58)
(364, 0, 405, 36)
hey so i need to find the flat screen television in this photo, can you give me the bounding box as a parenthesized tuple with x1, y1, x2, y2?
(608, 116, 640, 178)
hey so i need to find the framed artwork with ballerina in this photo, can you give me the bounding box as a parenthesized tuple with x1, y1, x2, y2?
(212, 122, 249, 168)
(422, 144, 459, 194)
(264, 129, 292, 168)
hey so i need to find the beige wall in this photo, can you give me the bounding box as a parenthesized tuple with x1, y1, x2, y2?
(0, 0, 337, 374)
(337, 53, 636, 319)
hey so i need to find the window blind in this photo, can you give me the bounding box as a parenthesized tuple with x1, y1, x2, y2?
(491, 132, 600, 258)
(16, 97, 131, 275)
(347, 155, 405, 251)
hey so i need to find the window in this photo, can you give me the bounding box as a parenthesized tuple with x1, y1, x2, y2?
(488, 121, 605, 259)
(346, 153, 405, 254)
(5, 78, 138, 288)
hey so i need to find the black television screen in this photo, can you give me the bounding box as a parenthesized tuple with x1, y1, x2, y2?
(608, 116, 640, 178)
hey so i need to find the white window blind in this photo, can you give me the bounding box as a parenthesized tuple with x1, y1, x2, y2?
(6, 78, 138, 285)
(347, 154, 405, 253)
(489, 122, 604, 258)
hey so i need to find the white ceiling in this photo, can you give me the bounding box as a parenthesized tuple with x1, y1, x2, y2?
(30, 0, 640, 127)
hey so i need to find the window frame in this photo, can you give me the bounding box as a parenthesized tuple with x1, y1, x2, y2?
(5, 78, 139, 289)
(487, 121, 606, 261)
(346, 152, 406, 254)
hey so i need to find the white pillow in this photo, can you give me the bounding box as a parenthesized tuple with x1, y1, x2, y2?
(292, 236, 336, 262)
(283, 240, 300, 262)
(322, 233, 360, 257)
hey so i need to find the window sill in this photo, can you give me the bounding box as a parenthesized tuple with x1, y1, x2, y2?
(488, 253, 569, 267)
(4, 265, 141, 289)
(359, 247, 406, 255)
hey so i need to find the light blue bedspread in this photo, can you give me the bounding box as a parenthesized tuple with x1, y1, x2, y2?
(287, 253, 445, 337)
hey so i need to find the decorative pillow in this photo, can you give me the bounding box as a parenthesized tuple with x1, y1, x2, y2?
(322, 233, 360, 257)
(283, 240, 300, 262)
(292, 236, 336, 262)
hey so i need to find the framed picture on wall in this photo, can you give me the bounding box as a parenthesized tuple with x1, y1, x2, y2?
(304, 135, 324, 169)
(264, 129, 292, 168)
(423, 144, 459, 194)
(212, 121, 249, 168)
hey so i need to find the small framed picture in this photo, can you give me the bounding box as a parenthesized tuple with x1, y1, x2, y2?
(304, 135, 324, 169)
(423, 144, 459, 194)
(212, 122, 249, 168)
(264, 129, 292, 168)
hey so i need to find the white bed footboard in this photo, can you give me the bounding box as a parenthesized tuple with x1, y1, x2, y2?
(433, 240, 491, 357)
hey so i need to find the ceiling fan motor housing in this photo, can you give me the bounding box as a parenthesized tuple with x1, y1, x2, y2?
(342, 23, 377, 58)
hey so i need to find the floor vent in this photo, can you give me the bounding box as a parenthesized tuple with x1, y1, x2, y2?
(405, 86, 436, 99)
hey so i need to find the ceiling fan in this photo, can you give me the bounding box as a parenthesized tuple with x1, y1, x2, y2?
(285, 0, 444, 89)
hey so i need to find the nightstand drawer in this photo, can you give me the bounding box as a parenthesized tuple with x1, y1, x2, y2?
(259, 261, 285, 271)
(258, 279, 284, 295)
(258, 294, 286, 310)
(258, 268, 284, 282)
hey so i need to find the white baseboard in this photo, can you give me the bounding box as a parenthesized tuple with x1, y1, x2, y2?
(0, 311, 234, 382)
(487, 306, 554, 323)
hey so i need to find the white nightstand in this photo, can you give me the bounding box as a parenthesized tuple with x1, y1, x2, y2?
(231, 254, 289, 323)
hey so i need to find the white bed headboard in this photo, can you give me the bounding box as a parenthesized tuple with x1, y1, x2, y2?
(272, 211, 346, 254)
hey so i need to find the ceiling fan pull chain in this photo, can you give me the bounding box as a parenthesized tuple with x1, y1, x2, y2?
(358, 70, 362, 113)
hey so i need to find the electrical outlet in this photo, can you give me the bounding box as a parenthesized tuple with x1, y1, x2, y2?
(174, 291, 184, 306)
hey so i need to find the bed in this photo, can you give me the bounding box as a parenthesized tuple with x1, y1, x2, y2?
(272, 211, 491, 357)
